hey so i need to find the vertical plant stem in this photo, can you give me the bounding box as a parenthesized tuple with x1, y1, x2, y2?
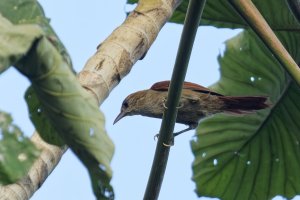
(143, 0, 206, 199)
(229, 0, 300, 86)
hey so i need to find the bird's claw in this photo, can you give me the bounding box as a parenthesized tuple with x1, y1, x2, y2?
(162, 98, 183, 109)
(162, 98, 168, 109)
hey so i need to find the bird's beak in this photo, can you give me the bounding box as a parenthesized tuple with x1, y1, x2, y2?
(113, 111, 127, 125)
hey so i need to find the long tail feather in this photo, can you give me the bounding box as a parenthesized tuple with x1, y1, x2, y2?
(220, 96, 269, 114)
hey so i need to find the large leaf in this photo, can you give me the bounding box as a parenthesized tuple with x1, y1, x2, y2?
(17, 37, 115, 199)
(0, 14, 43, 73)
(127, 0, 300, 29)
(191, 30, 300, 199)
(25, 86, 65, 146)
(0, 111, 40, 185)
(0, 0, 73, 146)
(0, 0, 72, 69)
(1, 0, 115, 198)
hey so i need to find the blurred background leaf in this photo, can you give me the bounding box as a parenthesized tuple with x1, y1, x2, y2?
(0, 0, 74, 146)
(17, 37, 115, 200)
(0, 0, 73, 69)
(25, 87, 65, 146)
(0, 14, 43, 73)
(1, 0, 115, 198)
(0, 111, 39, 185)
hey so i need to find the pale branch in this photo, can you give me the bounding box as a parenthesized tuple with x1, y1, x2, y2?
(78, 0, 182, 105)
(0, 133, 67, 200)
(0, 0, 181, 199)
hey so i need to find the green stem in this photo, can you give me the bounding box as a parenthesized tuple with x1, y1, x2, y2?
(143, 0, 206, 199)
(229, 0, 300, 86)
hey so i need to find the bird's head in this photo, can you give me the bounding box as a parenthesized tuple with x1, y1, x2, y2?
(113, 90, 147, 124)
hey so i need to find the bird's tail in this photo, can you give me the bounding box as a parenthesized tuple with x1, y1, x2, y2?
(220, 96, 270, 114)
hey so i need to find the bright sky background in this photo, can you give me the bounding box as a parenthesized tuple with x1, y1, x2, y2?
(1, 0, 297, 200)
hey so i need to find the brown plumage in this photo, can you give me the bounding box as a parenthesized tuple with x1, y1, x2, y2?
(114, 81, 269, 136)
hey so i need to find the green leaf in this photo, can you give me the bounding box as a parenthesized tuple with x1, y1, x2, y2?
(25, 86, 65, 146)
(127, 0, 300, 29)
(17, 37, 115, 200)
(0, 0, 73, 69)
(170, 0, 244, 28)
(0, 14, 43, 73)
(191, 30, 300, 199)
(0, 111, 40, 185)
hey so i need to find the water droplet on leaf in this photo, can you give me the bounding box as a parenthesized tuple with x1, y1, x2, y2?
(37, 108, 42, 114)
(213, 159, 218, 166)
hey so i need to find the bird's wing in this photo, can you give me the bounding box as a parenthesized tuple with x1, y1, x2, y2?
(150, 80, 223, 96)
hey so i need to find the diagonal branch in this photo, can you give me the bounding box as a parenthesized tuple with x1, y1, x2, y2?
(0, 0, 181, 199)
(77, 0, 182, 105)
(229, 0, 300, 86)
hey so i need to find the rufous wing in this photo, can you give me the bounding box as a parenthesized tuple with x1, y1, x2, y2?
(150, 80, 223, 96)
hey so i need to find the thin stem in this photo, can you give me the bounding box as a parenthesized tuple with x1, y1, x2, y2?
(229, 0, 300, 86)
(143, 0, 206, 199)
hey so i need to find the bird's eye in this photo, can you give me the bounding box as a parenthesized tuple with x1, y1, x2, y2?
(122, 101, 129, 108)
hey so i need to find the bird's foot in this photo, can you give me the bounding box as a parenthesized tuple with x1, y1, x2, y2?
(154, 124, 197, 146)
(154, 134, 159, 141)
(162, 98, 168, 109)
(162, 98, 184, 110)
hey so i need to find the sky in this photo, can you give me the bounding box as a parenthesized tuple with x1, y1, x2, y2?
(0, 0, 295, 200)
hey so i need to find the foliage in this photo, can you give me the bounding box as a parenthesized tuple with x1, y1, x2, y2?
(18, 37, 115, 199)
(0, 111, 40, 185)
(192, 30, 300, 199)
(0, 0, 115, 199)
(0, 0, 72, 68)
(0, 14, 43, 73)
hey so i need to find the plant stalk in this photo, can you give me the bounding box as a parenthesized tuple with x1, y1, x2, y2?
(143, 0, 207, 199)
(229, 0, 300, 86)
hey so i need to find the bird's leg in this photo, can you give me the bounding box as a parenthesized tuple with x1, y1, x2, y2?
(173, 124, 197, 137)
(154, 124, 198, 146)
(163, 126, 193, 147)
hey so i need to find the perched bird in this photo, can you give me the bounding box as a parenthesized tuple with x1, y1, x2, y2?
(114, 81, 269, 137)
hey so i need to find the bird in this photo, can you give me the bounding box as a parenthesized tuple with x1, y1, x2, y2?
(113, 81, 269, 137)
